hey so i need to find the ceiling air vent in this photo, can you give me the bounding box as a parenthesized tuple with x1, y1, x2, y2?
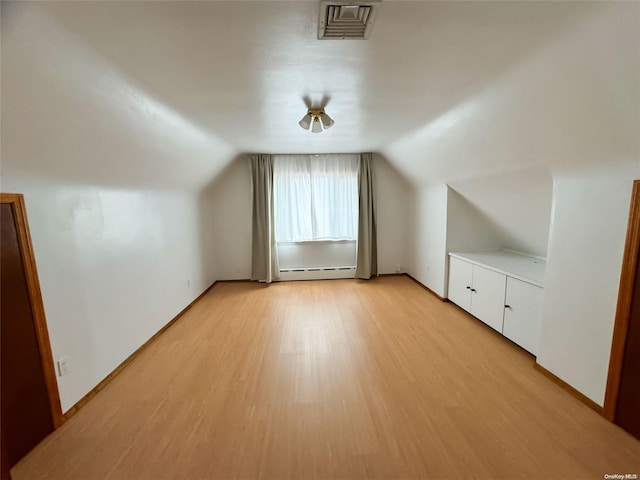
(318, 1, 379, 40)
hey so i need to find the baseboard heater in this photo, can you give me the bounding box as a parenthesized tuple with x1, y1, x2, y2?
(278, 266, 356, 281)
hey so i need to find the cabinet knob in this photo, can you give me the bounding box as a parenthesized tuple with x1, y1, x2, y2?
(505, 305, 512, 309)
(471, 288, 477, 293)
(466, 286, 471, 290)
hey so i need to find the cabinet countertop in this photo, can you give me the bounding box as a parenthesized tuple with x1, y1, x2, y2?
(449, 250, 545, 287)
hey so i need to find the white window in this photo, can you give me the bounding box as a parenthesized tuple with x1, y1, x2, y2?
(274, 154, 358, 243)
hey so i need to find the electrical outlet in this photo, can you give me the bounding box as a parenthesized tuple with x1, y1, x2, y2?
(57, 356, 70, 377)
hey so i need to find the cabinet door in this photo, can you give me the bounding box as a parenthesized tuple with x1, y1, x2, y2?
(503, 278, 543, 355)
(470, 265, 506, 333)
(448, 256, 473, 312)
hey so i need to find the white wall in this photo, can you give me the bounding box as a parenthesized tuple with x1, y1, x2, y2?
(374, 153, 414, 274)
(1, 4, 231, 411)
(410, 185, 448, 297)
(1, 3, 235, 192)
(447, 168, 553, 257)
(411, 167, 552, 296)
(446, 187, 502, 254)
(383, 3, 638, 188)
(410, 175, 551, 299)
(210, 154, 413, 279)
(0, 178, 217, 412)
(208, 158, 253, 280)
(538, 162, 639, 405)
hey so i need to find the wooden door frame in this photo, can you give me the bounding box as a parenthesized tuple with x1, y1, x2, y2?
(1, 193, 64, 428)
(603, 180, 640, 421)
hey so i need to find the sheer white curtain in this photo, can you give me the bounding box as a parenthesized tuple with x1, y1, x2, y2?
(274, 154, 358, 243)
(274, 155, 313, 242)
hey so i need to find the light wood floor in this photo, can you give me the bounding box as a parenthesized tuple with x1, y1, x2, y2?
(13, 276, 640, 479)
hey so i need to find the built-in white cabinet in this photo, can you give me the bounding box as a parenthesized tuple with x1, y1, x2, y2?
(468, 266, 507, 333)
(448, 257, 506, 332)
(448, 256, 473, 311)
(447, 251, 545, 355)
(503, 277, 543, 355)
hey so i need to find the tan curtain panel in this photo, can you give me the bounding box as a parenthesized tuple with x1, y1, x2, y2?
(249, 154, 279, 283)
(355, 152, 377, 279)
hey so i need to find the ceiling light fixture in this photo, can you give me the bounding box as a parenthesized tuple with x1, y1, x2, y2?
(299, 108, 334, 133)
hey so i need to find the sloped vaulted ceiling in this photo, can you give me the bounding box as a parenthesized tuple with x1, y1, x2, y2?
(383, 2, 639, 186)
(2, 1, 637, 190)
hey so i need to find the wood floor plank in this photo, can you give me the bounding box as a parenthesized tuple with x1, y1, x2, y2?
(12, 276, 640, 479)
